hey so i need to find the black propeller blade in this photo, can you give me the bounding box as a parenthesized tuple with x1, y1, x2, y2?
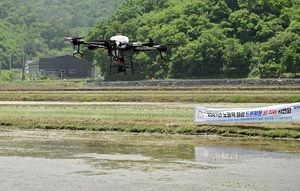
(65, 37, 86, 47)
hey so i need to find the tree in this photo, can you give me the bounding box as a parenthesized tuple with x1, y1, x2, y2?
(258, 60, 282, 78)
(210, 0, 231, 23)
(222, 39, 252, 78)
(169, 42, 203, 79)
(169, 26, 225, 79)
(256, 18, 284, 42)
(281, 37, 300, 76)
(228, 9, 260, 43)
(259, 31, 298, 65)
(85, 0, 300, 80)
(224, 0, 239, 11)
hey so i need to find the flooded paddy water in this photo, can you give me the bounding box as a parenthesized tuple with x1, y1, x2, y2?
(1, 129, 300, 191)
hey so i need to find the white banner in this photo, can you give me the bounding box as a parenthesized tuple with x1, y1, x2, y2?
(194, 102, 300, 123)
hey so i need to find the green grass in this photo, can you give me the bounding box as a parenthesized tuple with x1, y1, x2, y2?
(1, 104, 300, 138)
(0, 81, 300, 138)
(0, 80, 300, 103)
(0, 90, 299, 103)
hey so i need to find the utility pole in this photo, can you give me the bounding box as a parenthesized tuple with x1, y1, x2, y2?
(9, 54, 12, 70)
(0, 49, 3, 74)
(0, 54, 2, 75)
(22, 53, 25, 81)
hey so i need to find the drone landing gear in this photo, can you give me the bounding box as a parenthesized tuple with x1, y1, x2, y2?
(73, 51, 84, 58)
(155, 51, 169, 65)
(72, 44, 84, 58)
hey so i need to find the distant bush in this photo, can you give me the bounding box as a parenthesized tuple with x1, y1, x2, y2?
(0, 70, 20, 82)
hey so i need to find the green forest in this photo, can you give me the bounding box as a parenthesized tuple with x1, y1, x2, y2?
(0, 0, 124, 69)
(86, 0, 300, 80)
(1, 0, 300, 80)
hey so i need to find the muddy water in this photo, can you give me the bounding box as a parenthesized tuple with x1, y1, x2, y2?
(1, 129, 300, 191)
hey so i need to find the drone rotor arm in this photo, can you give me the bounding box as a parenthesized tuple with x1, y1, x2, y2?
(86, 43, 106, 50)
(141, 37, 155, 47)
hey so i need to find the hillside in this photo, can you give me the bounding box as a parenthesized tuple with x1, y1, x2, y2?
(86, 0, 300, 80)
(1, 0, 300, 81)
(23, 0, 124, 28)
(0, 0, 125, 69)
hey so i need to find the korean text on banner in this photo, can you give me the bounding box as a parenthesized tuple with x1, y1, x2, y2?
(194, 103, 300, 123)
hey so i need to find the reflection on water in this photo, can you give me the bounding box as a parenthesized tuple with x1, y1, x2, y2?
(1, 130, 300, 191)
(77, 153, 152, 161)
(195, 146, 299, 164)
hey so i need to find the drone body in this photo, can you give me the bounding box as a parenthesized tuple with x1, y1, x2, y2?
(67, 34, 177, 75)
(108, 34, 135, 75)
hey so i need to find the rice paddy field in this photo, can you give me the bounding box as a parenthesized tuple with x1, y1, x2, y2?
(2, 80, 300, 191)
(0, 80, 300, 138)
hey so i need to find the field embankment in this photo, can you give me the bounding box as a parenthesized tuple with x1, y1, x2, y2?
(0, 79, 300, 138)
(0, 79, 300, 103)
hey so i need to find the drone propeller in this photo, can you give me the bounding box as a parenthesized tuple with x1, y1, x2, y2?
(65, 37, 86, 47)
(64, 36, 84, 40)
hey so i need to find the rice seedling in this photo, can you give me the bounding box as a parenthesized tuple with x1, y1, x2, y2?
(1, 81, 300, 138)
(1, 103, 300, 138)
